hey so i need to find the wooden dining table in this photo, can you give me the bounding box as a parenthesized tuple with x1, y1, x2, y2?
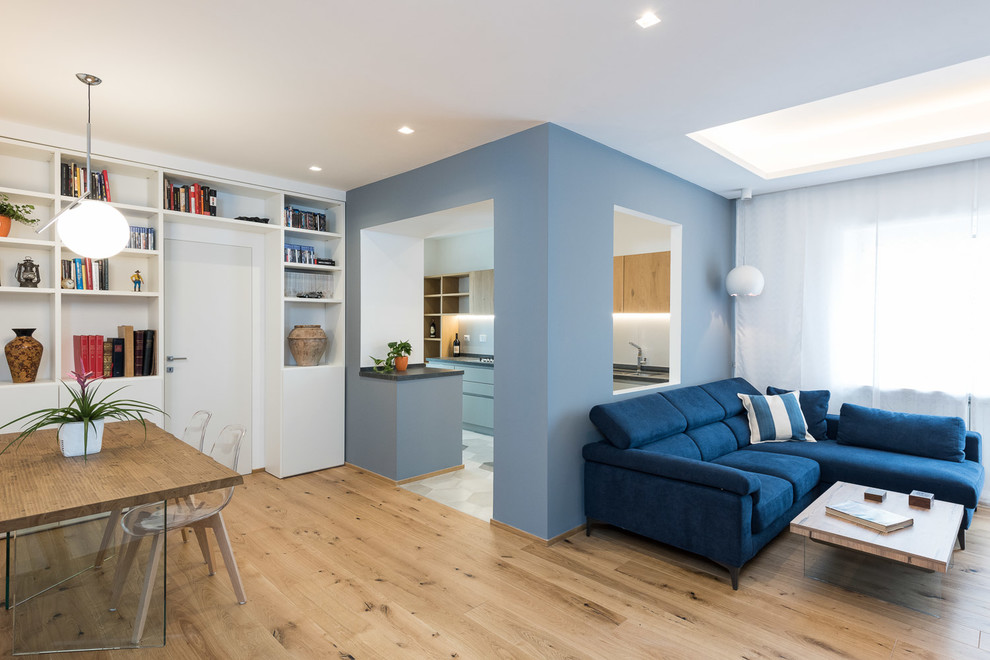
(0, 419, 244, 653)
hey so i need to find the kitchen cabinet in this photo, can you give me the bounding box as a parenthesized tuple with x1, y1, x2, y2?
(426, 358, 494, 434)
(614, 251, 670, 313)
(424, 269, 494, 358)
(469, 269, 494, 314)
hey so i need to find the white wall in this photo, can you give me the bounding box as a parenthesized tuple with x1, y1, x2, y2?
(614, 211, 671, 256)
(424, 229, 494, 275)
(360, 230, 424, 366)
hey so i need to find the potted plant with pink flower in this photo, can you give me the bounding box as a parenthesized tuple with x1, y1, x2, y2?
(0, 370, 165, 459)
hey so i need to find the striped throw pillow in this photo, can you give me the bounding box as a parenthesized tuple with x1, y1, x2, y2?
(737, 392, 816, 443)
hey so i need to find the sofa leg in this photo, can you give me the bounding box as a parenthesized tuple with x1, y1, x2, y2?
(958, 527, 966, 551)
(586, 517, 592, 537)
(714, 562, 740, 590)
(727, 565, 740, 590)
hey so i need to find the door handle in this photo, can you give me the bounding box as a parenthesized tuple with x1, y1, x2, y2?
(167, 356, 187, 362)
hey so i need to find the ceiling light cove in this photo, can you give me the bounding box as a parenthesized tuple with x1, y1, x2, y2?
(636, 12, 661, 29)
(309, 165, 322, 172)
(687, 55, 990, 179)
(398, 126, 415, 135)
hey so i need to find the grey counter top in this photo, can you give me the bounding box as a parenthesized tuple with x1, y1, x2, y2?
(427, 355, 494, 369)
(359, 364, 464, 381)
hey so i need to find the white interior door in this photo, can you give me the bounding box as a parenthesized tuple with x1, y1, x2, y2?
(165, 238, 253, 472)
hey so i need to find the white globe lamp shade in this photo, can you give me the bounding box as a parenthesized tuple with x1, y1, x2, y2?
(726, 265, 765, 297)
(57, 200, 129, 259)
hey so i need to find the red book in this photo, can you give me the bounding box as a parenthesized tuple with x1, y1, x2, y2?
(85, 258, 94, 290)
(101, 170, 111, 203)
(192, 183, 200, 214)
(80, 335, 91, 373)
(89, 335, 103, 376)
(72, 335, 85, 373)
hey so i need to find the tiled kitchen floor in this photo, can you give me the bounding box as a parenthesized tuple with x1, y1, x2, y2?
(401, 431, 493, 521)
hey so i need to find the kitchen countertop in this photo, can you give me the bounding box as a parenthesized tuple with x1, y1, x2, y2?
(426, 355, 494, 369)
(359, 364, 464, 381)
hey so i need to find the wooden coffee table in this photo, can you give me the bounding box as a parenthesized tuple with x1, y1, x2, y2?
(790, 482, 963, 616)
(791, 481, 963, 572)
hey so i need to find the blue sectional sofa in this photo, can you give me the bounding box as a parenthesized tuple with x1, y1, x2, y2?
(583, 377, 984, 589)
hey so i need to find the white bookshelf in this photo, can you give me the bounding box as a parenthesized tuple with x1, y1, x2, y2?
(0, 136, 345, 477)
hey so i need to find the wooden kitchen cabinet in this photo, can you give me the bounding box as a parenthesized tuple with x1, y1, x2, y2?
(614, 251, 670, 313)
(469, 269, 494, 314)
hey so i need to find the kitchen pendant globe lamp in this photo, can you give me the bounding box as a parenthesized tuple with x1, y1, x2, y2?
(40, 73, 128, 259)
(726, 265, 765, 296)
(57, 200, 128, 258)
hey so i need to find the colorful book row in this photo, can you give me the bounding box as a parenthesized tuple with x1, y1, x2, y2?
(283, 207, 328, 232)
(61, 258, 109, 291)
(285, 244, 318, 264)
(128, 226, 156, 250)
(164, 179, 217, 216)
(72, 327, 156, 378)
(60, 163, 111, 201)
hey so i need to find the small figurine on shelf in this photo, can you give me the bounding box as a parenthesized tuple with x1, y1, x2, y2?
(131, 270, 144, 292)
(15, 257, 40, 288)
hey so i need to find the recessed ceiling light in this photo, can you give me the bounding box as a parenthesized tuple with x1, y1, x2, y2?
(688, 55, 990, 179)
(309, 165, 322, 172)
(398, 126, 415, 135)
(636, 12, 661, 28)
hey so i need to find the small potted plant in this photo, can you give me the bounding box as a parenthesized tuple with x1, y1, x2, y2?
(0, 192, 36, 238)
(370, 340, 413, 372)
(0, 370, 165, 459)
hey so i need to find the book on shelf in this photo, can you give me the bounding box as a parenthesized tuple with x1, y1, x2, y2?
(825, 500, 914, 533)
(111, 338, 124, 377)
(164, 178, 217, 216)
(118, 325, 135, 377)
(143, 329, 156, 376)
(61, 258, 109, 290)
(284, 244, 317, 264)
(134, 330, 145, 377)
(128, 226, 156, 250)
(103, 340, 113, 378)
(283, 206, 328, 232)
(60, 163, 112, 201)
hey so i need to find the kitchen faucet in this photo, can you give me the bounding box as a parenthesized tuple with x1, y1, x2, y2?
(629, 342, 645, 374)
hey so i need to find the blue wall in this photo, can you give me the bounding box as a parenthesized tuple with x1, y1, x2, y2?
(345, 123, 733, 539)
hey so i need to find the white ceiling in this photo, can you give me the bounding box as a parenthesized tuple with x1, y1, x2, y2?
(5, 1, 990, 198)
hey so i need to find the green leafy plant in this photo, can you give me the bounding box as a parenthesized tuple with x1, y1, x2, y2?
(0, 370, 166, 459)
(370, 340, 413, 373)
(0, 192, 37, 225)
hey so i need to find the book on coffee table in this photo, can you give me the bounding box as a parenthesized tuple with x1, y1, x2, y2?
(825, 500, 914, 533)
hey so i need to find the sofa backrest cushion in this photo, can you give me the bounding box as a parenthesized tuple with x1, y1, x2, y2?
(701, 378, 761, 417)
(837, 403, 967, 463)
(660, 387, 725, 428)
(589, 394, 687, 449)
(686, 423, 739, 460)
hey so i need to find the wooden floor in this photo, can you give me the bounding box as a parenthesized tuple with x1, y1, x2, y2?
(3, 464, 990, 659)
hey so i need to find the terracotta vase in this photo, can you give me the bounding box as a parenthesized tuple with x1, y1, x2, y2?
(287, 325, 328, 366)
(5, 328, 43, 383)
(0, 215, 10, 238)
(394, 356, 409, 371)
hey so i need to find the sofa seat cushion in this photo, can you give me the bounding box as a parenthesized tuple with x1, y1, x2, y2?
(713, 451, 820, 502)
(747, 472, 794, 533)
(743, 440, 984, 509)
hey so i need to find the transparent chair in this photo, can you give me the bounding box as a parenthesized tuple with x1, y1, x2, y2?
(108, 424, 247, 643)
(94, 410, 213, 566)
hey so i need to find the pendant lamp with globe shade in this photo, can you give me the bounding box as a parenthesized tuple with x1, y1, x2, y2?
(35, 74, 129, 259)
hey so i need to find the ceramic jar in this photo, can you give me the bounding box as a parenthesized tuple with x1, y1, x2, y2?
(5, 328, 43, 383)
(287, 325, 328, 366)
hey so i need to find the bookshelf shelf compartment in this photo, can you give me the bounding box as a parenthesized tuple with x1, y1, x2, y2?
(0, 237, 56, 249)
(0, 286, 56, 295)
(163, 211, 279, 234)
(283, 263, 340, 273)
(284, 228, 342, 241)
(283, 297, 342, 305)
(60, 290, 160, 299)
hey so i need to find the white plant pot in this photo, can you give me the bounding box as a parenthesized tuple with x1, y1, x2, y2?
(58, 419, 105, 457)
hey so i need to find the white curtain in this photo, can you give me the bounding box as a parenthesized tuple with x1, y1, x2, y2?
(735, 158, 990, 457)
